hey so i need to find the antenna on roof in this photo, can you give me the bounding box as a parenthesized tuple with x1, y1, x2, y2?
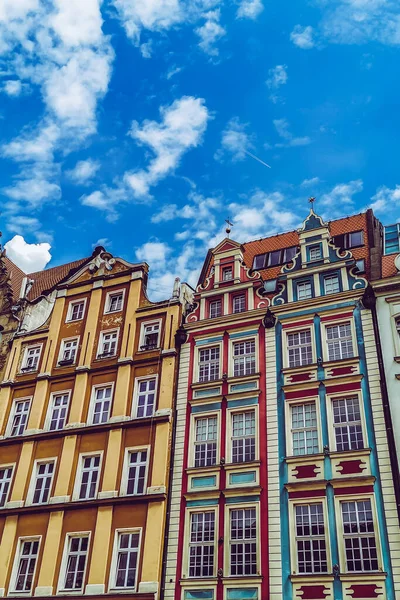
(225, 218, 233, 238)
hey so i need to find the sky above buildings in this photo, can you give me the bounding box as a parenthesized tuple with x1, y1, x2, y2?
(1, 0, 400, 299)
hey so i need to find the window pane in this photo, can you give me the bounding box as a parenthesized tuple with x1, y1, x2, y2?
(189, 512, 215, 577)
(199, 347, 220, 382)
(291, 403, 318, 455)
(295, 504, 327, 573)
(333, 397, 363, 451)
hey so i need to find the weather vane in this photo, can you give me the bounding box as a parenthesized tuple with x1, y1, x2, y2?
(225, 218, 233, 238)
(308, 196, 316, 207)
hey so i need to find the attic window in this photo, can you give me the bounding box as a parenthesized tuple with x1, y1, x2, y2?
(222, 267, 233, 281)
(333, 231, 364, 250)
(252, 246, 298, 270)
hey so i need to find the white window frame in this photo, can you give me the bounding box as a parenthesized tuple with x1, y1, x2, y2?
(288, 400, 320, 457)
(26, 458, 57, 506)
(226, 406, 258, 464)
(132, 375, 158, 419)
(184, 508, 217, 579)
(45, 390, 71, 432)
(284, 327, 315, 369)
(232, 294, 246, 314)
(97, 328, 119, 358)
(104, 289, 125, 314)
(297, 280, 312, 301)
(6, 397, 32, 438)
(323, 274, 340, 295)
(230, 337, 258, 378)
(289, 498, 330, 575)
(57, 532, 91, 593)
(20, 344, 42, 373)
(321, 318, 357, 363)
(139, 319, 161, 351)
(9, 537, 41, 595)
(109, 528, 142, 591)
(72, 452, 103, 501)
(66, 298, 87, 323)
(87, 383, 114, 425)
(325, 321, 355, 362)
(58, 337, 79, 365)
(196, 343, 222, 383)
(327, 393, 366, 453)
(224, 502, 260, 577)
(209, 299, 222, 319)
(190, 412, 220, 469)
(120, 446, 150, 496)
(0, 463, 14, 508)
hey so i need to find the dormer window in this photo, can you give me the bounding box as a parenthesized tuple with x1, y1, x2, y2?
(253, 246, 298, 270)
(333, 231, 364, 250)
(21, 345, 41, 373)
(209, 299, 222, 319)
(309, 245, 322, 261)
(222, 266, 233, 281)
(140, 321, 161, 351)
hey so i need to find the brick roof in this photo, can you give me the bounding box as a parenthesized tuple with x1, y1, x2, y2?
(382, 254, 397, 279)
(3, 256, 26, 302)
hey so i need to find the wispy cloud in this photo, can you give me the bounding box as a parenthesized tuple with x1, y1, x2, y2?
(215, 117, 254, 161)
(273, 118, 311, 147)
(290, 25, 315, 49)
(370, 185, 400, 213)
(66, 159, 100, 185)
(195, 10, 226, 56)
(237, 0, 264, 20)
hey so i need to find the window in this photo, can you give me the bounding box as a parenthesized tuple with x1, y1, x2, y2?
(8, 399, 31, 437)
(140, 321, 160, 351)
(333, 231, 364, 250)
(135, 378, 156, 418)
(396, 317, 400, 336)
(252, 246, 298, 270)
(384, 224, 400, 255)
(309, 245, 322, 261)
(222, 267, 233, 281)
(21, 345, 41, 372)
(198, 346, 220, 382)
(232, 294, 245, 314)
(113, 532, 140, 589)
(209, 300, 222, 319)
(291, 403, 318, 456)
(342, 500, 378, 572)
(231, 411, 256, 463)
(77, 455, 101, 500)
(89, 385, 113, 425)
(48, 393, 70, 431)
(287, 330, 313, 368)
(106, 291, 124, 313)
(97, 330, 118, 358)
(194, 416, 217, 467)
(233, 340, 256, 377)
(326, 323, 354, 361)
(67, 300, 86, 322)
(189, 512, 215, 577)
(126, 450, 148, 495)
(324, 275, 340, 295)
(58, 338, 78, 365)
(332, 397, 364, 451)
(295, 504, 327, 573)
(297, 281, 312, 301)
(0, 466, 13, 507)
(29, 461, 54, 505)
(229, 508, 257, 576)
(61, 536, 89, 590)
(12, 539, 40, 592)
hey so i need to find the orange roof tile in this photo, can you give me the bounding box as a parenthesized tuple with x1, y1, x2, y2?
(382, 254, 397, 279)
(3, 256, 26, 301)
(26, 257, 89, 300)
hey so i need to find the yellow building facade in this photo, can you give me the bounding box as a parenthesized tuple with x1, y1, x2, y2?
(0, 247, 189, 600)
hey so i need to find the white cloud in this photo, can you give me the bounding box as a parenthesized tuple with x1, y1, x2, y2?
(151, 203, 179, 223)
(2, 122, 60, 163)
(66, 159, 100, 184)
(215, 117, 253, 161)
(273, 118, 311, 147)
(301, 177, 320, 187)
(3, 171, 61, 205)
(266, 65, 288, 89)
(4, 234, 52, 273)
(140, 41, 153, 58)
(92, 237, 112, 249)
(319, 180, 363, 212)
(6, 215, 52, 243)
(3, 80, 22, 96)
(80, 190, 120, 222)
(237, 0, 264, 20)
(195, 10, 226, 56)
(111, 0, 183, 44)
(370, 185, 400, 213)
(290, 25, 315, 49)
(125, 96, 210, 199)
(135, 240, 172, 268)
(166, 65, 183, 79)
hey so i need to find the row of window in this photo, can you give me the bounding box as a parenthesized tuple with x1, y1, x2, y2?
(19, 321, 161, 374)
(5, 377, 157, 438)
(185, 497, 378, 579)
(66, 289, 124, 323)
(0, 446, 150, 508)
(9, 528, 141, 594)
(208, 294, 247, 319)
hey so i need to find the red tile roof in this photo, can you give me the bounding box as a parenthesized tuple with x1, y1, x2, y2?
(3, 256, 26, 301)
(382, 254, 397, 279)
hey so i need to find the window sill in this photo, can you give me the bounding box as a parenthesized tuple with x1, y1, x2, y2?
(290, 573, 333, 582)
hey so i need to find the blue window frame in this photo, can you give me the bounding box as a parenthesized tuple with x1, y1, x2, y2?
(384, 224, 400, 255)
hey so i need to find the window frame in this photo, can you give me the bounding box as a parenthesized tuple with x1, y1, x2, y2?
(104, 289, 125, 314)
(72, 451, 103, 501)
(208, 298, 222, 319)
(120, 446, 150, 497)
(326, 391, 367, 454)
(20, 344, 42, 373)
(308, 244, 322, 262)
(96, 328, 120, 359)
(109, 528, 142, 591)
(195, 342, 222, 383)
(226, 406, 259, 464)
(252, 246, 298, 270)
(284, 326, 315, 369)
(222, 266, 233, 282)
(66, 298, 87, 323)
(183, 507, 218, 579)
(132, 375, 158, 419)
(9, 536, 41, 595)
(321, 318, 358, 363)
(6, 397, 32, 438)
(294, 279, 313, 302)
(26, 458, 57, 506)
(58, 337, 79, 366)
(138, 319, 162, 352)
(230, 337, 258, 378)
(189, 410, 220, 469)
(45, 390, 71, 432)
(57, 532, 91, 593)
(289, 498, 331, 575)
(224, 502, 260, 577)
(232, 293, 246, 314)
(0, 463, 15, 508)
(286, 399, 322, 457)
(87, 383, 114, 426)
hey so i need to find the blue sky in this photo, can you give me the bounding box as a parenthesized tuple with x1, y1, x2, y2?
(1, 0, 400, 299)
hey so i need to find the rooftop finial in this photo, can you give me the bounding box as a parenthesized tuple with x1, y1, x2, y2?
(308, 196, 316, 207)
(225, 218, 233, 238)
